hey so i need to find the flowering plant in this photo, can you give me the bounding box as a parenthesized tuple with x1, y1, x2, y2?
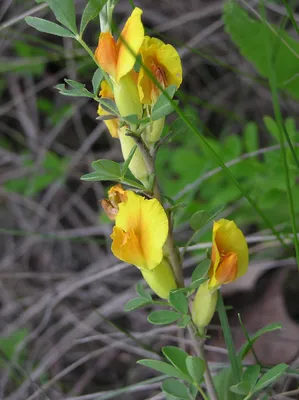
(25, 1, 292, 399)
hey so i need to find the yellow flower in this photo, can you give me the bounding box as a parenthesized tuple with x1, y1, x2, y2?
(111, 190, 168, 270)
(95, 8, 144, 82)
(97, 80, 119, 138)
(209, 219, 249, 290)
(95, 8, 143, 119)
(138, 36, 183, 104)
(192, 280, 218, 334)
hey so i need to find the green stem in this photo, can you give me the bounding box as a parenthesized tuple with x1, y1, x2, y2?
(131, 133, 185, 287)
(187, 323, 218, 400)
(217, 293, 242, 384)
(266, 16, 299, 271)
(132, 132, 217, 399)
(197, 384, 210, 400)
(281, 0, 299, 37)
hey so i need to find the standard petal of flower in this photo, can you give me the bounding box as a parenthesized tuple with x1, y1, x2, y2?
(111, 227, 146, 268)
(95, 32, 118, 79)
(116, 7, 144, 81)
(138, 36, 182, 104)
(114, 191, 169, 270)
(156, 42, 182, 88)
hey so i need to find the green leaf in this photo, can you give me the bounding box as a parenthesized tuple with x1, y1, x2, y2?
(41, 0, 77, 33)
(244, 122, 258, 153)
(185, 356, 205, 385)
(99, 98, 120, 115)
(253, 364, 288, 392)
(135, 282, 152, 301)
(191, 260, 210, 287)
(177, 315, 191, 328)
(0, 328, 28, 363)
(213, 367, 235, 400)
(162, 378, 190, 399)
(121, 145, 137, 176)
(123, 298, 150, 312)
(25, 17, 75, 37)
(224, 1, 299, 99)
(137, 359, 192, 383)
(81, 159, 122, 181)
(80, 0, 106, 35)
(55, 81, 94, 98)
(169, 290, 188, 314)
(147, 310, 181, 325)
(242, 365, 260, 389)
(208, 204, 225, 222)
(230, 381, 251, 395)
(92, 68, 104, 95)
(97, 114, 117, 121)
(162, 346, 190, 376)
(189, 210, 210, 231)
(264, 115, 279, 140)
(151, 85, 178, 121)
(238, 323, 282, 360)
(123, 114, 151, 125)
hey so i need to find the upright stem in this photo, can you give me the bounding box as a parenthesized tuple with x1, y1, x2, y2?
(133, 133, 218, 399)
(188, 320, 218, 400)
(132, 134, 184, 286)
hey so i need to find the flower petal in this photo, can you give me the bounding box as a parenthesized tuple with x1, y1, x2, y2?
(215, 252, 238, 285)
(111, 227, 146, 268)
(116, 7, 144, 81)
(113, 191, 169, 269)
(155, 39, 182, 88)
(214, 219, 248, 278)
(95, 32, 118, 79)
(99, 80, 114, 98)
(97, 104, 119, 138)
(138, 36, 182, 104)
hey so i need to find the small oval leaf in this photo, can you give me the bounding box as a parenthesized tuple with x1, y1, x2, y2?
(124, 298, 150, 312)
(137, 359, 192, 383)
(148, 310, 181, 325)
(169, 290, 188, 314)
(185, 356, 205, 384)
(162, 378, 190, 399)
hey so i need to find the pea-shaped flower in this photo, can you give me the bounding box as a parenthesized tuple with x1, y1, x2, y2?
(95, 7, 144, 118)
(209, 219, 249, 291)
(103, 186, 177, 299)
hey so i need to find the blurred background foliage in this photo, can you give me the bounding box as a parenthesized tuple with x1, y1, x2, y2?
(1, 0, 299, 399)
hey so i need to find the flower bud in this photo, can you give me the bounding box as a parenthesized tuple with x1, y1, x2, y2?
(192, 281, 218, 334)
(142, 117, 165, 149)
(141, 258, 177, 299)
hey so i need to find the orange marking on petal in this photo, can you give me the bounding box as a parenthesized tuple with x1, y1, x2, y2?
(95, 32, 118, 79)
(215, 252, 238, 285)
